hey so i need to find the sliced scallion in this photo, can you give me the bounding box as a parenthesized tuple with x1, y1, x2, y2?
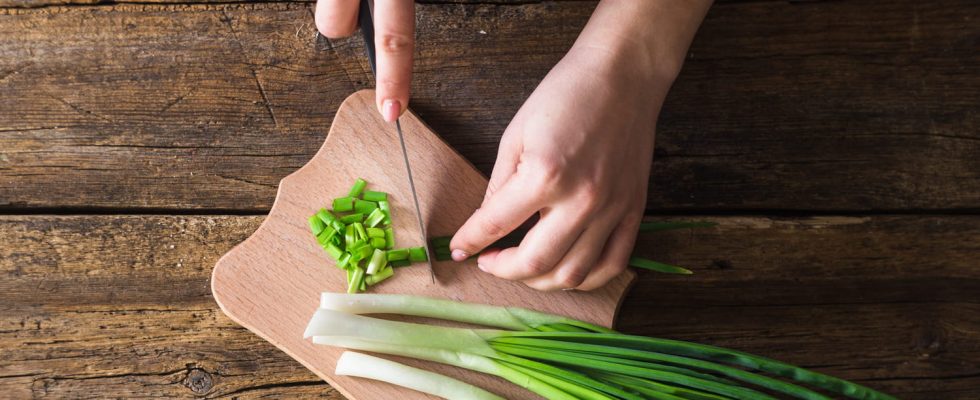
(362, 190, 388, 202)
(348, 178, 367, 197)
(309, 215, 326, 235)
(333, 196, 354, 212)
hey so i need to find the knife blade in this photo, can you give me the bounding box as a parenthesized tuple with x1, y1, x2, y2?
(358, 0, 434, 282)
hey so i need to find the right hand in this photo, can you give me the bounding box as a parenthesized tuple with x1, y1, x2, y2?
(315, 0, 415, 121)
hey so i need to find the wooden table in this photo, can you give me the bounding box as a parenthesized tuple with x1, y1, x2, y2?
(1, 0, 977, 398)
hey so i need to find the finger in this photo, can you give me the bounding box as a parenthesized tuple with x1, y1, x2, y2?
(523, 216, 618, 291)
(314, 0, 359, 38)
(477, 207, 588, 281)
(483, 128, 523, 206)
(374, 0, 415, 122)
(575, 214, 641, 291)
(449, 174, 546, 261)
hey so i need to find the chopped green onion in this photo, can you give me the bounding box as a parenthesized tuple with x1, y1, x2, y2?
(362, 190, 388, 202)
(346, 267, 365, 293)
(344, 225, 355, 248)
(388, 259, 411, 268)
(366, 249, 387, 275)
(365, 208, 386, 228)
(366, 227, 385, 238)
(350, 244, 374, 262)
(333, 196, 354, 212)
(324, 243, 343, 261)
(340, 213, 364, 224)
(378, 200, 390, 213)
(409, 246, 428, 262)
(370, 237, 387, 249)
(386, 249, 409, 262)
(348, 178, 367, 197)
(384, 227, 395, 248)
(352, 222, 367, 242)
(316, 227, 337, 247)
(309, 215, 326, 235)
(354, 199, 378, 214)
(330, 220, 345, 233)
(336, 253, 352, 270)
(316, 208, 337, 224)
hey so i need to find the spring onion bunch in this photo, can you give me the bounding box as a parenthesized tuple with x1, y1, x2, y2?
(430, 221, 719, 275)
(307, 293, 896, 400)
(309, 178, 428, 293)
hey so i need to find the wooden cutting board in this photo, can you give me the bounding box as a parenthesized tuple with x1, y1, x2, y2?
(211, 89, 635, 399)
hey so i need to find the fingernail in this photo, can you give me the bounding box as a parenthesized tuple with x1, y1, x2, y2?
(477, 263, 488, 272)
(451, 249, 469, 262)
(382, 99, 401, 122)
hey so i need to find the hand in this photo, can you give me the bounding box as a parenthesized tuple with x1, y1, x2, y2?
(449, 45, 664, 291)
(315, 0, 414, 121)
(449, 0, 711, 291)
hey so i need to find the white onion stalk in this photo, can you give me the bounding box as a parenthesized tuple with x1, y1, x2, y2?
(335, 351, 505, 400)
(307, 294, 898, 400)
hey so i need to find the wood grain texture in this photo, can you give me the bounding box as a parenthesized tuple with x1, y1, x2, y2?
(210, 89, 633, 400)
(1, 0, 976, 211)
(2, 215, 977, 398)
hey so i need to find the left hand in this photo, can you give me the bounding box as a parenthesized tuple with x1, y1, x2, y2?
(449, 43, 670, 291)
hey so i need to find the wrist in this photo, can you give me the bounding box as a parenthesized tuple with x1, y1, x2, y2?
(571, 0, 712, 92)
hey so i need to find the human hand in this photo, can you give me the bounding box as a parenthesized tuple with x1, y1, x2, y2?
(448, 45, 665, 291)
(315, 0, 414, 121)
(448, 0, 711, 291)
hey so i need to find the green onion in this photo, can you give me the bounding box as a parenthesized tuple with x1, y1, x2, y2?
(316, 209, 337, 224)
(354, 199, 378, 214)
(335, 351, 505, 400)
(365, 267, 394, 286)
(348, 178, 367, 197)
(307, 294, 897, 400)
(333, 196, 354, 212)
(384, 227, 395, 248)
(389, 259, 411, 268)
(363, 190, 388, 202)
(346, 268, 365, 294)
(340, 213, 364, 224)
(310, 179, 432, 292)
(309, 215, 326, 235)
(366, 249, 386, 275)
(324, 243, 343, 261)
(364, 208, 386, 228)
(628, 257, 692, 275)
(386, 248, 409, 262)
(409, 246, 428, 262)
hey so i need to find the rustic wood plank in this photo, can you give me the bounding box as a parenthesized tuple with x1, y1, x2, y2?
(0, 1, 977, 211)
(1, 215, 977, 398)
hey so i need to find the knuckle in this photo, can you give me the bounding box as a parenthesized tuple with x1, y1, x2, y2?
(478, 215, 506, 237)
(521, 255, 555, 276)
(379, 33, 414, 54)
(556, 268, 589, 289)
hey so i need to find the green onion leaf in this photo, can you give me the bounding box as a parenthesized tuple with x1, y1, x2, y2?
(309, 215, 326, 235)
(348, 178, 367, 197)
(362, 190, 388, 202)
(629, 257, 693, 275)
(366, 227, 385, 238)
(365, 208, 386, 228)
(333, 196, 355, 212)
(409, 247, 428, 262)
(354, 199, 378, 214)
(340, 213, 364, 224)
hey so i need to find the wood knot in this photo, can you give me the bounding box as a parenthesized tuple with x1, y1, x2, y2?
(183, 368, 214, 395)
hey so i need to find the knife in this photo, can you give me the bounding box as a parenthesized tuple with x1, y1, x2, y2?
(357, 0, 434, 282)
